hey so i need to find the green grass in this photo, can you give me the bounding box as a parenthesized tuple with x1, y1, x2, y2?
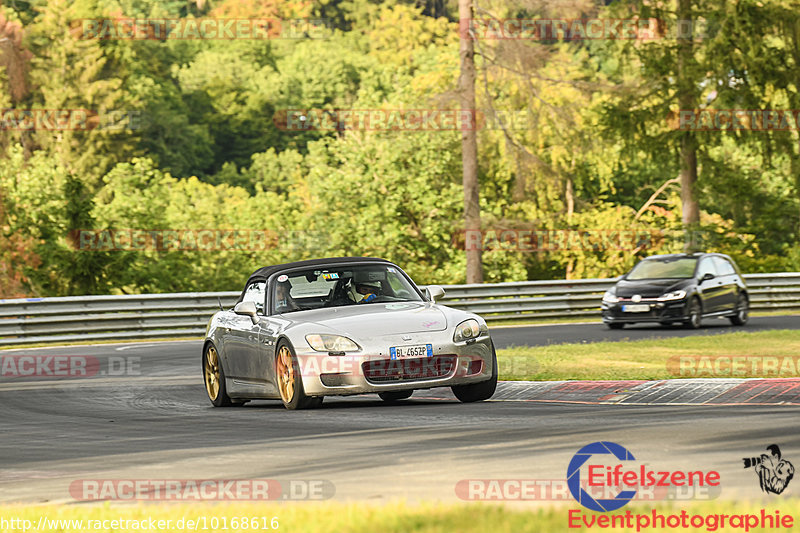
(1, 501, 798, 533)
(497, 329, 800, 381)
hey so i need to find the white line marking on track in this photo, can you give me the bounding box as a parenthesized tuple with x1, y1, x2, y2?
(115, 344, 160, 351)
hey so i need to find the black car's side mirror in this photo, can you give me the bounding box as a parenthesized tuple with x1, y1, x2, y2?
(701, 272, 715, 281)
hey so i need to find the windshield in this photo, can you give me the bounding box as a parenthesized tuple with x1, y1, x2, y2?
(627, 258, 697, 280)
(271, 264, 423, 314)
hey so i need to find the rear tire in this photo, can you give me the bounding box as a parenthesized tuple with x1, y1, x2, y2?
(729, 293, 749, 326)
(452, 344, 498, 403)
(684, 297, 703, 329)
(379, 390, 413, 402)
(606, 322, 625, 330)
(275, 342, 318, 410)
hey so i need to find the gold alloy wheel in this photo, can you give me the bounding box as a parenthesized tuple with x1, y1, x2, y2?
(277, 345, 295, 403)
(204, 345, 221, 401)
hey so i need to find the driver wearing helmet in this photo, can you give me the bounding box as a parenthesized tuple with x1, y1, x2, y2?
(275, 279, 298, 312)
(355, 282, 379, 304)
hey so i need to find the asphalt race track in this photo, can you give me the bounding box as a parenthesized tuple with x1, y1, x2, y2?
(490, 315, 800, 347)
(1, 317, 799, 504)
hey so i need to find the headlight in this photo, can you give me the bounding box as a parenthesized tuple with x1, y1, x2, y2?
(454, 319, 484, 342)
(658, 290, 687, 301)
(305, 334, 360, 352)
(602, 291, 619, 304)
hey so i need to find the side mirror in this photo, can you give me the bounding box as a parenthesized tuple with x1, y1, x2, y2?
(234, 301, 259, 323)
(701, 272, 715, 282)
(426, 285, 445, 303)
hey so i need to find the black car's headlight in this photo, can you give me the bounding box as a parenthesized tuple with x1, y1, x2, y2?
(305, 334, 360, 352)
(453, 319, 486, 342)
(658, 290, 687, 302)
(602, 291, 619, 304)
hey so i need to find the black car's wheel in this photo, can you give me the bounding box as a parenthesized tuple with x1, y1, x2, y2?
(204, 343, 235, 407)
(684, 297, 703, 329)
(606, 322, 625, 330)
(452, 345, 498, 403)
(729, 293, 749, 326)
(275, 341, 318, 410)
(379, 390, 413, 402)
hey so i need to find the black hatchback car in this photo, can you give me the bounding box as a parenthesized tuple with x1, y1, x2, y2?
(601, 253, 748, 329)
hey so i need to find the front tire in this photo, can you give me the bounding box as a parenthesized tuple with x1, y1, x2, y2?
(379, 390, 413, 402)
(204, 343, 234, 407)
(275, 342, 318, 410)
(684, 297, 703, 329)
(729, 293, 749, 326)
(452, 345, 498, 403)
(606, 322, 625, 330)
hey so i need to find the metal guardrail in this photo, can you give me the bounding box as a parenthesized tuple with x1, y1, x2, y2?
(0, 273, 798, 346)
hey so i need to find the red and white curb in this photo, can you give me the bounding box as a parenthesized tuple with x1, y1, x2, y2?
(416, 378, 800, 405)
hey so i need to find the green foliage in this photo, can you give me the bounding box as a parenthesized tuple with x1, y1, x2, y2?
(1, 0, 799, 296)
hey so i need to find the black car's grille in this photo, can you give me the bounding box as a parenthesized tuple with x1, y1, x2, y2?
(362, 355, 457, 383)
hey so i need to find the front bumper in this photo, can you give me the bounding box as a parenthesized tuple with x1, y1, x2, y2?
(601, 299, 689, 324)
(295, 331, 494, 396)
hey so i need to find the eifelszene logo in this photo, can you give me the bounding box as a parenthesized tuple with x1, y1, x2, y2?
(568, 441, 638, 511)
(743, 444, 795, 495)
(567, 441, 721, 512)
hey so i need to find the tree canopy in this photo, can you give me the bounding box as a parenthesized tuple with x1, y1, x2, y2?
(1, 0, 798, 297)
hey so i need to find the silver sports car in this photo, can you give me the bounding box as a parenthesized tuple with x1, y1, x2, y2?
(202, 257, 497, 409)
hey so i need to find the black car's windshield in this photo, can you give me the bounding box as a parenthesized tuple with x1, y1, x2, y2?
(271, 264, 422, 314)
(627, 258, 697, 280)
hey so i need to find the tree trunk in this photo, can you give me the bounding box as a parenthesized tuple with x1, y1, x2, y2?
(565, 158, 575, 221)
(677, 0, 699, 251)
(459, 0, 483, 283)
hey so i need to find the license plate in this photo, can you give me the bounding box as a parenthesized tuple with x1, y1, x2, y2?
(390, 344, 433, 360)
(622, 304, 650, 313)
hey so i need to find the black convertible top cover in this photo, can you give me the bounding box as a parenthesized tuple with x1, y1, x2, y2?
(245, 257, 392, 286)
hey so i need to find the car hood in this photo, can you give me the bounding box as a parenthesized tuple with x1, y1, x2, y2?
(614, 279, 692, 298)
(283, 302, 448, 335)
